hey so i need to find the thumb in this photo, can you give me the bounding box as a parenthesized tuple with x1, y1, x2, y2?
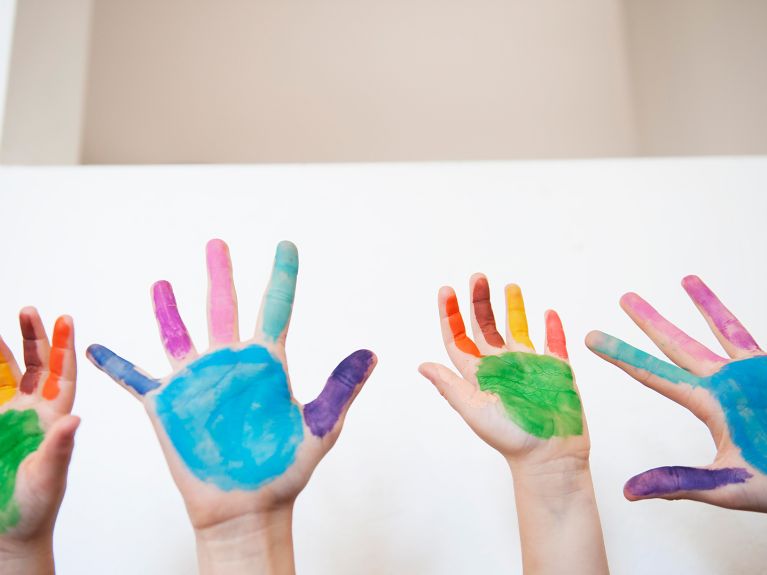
(624, 465, 752, 502)
(304, 350, 376, 438)
(418, 362, 476, 415)
(26, 415, 80, 493)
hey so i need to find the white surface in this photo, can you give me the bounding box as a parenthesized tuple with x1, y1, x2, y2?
(0, 158, 766, 574)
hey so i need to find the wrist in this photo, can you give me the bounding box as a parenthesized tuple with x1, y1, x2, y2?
(0, 535, 54, 575)
(507, 454, 594, 499)
(195, 505, 295, 575)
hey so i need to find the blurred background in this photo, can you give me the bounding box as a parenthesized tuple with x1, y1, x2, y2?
(1, 0, 766, 165)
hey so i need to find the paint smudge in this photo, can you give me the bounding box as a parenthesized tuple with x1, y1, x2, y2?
(625, 466, 752, 497)
(446, 293, 481, 357)
(476, 352, 582, 438)
(545, 310, 568, 360)
(262, 241, 298, 341)
(152, 281, 193, 360)
(472, 277, 504, 348)
(155, 345, 303, 490)
(304, 350, 374, 437)
(0, 409, 44, 533)
(506, 285, 535, 350)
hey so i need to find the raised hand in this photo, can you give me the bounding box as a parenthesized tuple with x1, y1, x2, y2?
(420, 275, 607, 575)
(586, 275, 767, 511)
(87, 240, 375, 573)
(0, 308, 78, 573)
(419, 275, 587, 464)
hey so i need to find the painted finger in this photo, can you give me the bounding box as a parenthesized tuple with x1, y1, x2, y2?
(418, 362, 479, 416)
(585, 331, 702, 408)
(620, 292, 725, 375)
(42, 316, 76, 412)
(469, 274, 505, 353)
(86, 344, 160, 398)
(25, 415, 80, 494)
(0, 336, 20, 406)
(624, 466, 752, 503)
(439, 287, 481, 378)
(256, 241, 298, 344)
(682, 275, 761, 358)
(505, 284, 535, 351)
(152, 281, 197, 367)
(206, 239, 239, 346)
(19, 307, 50, 396)
(544, 310, 569, 361)
(304, 350, 376, 438)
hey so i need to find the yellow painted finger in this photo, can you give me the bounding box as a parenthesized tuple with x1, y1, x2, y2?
(0, 352, 17, 405)
(506, 284, 535, 350)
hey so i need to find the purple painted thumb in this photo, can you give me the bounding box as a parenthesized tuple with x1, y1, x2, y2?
(304, 350, 376, 438)
(624, 466, 752, 500)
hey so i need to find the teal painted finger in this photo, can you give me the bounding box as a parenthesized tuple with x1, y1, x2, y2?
(589, 331, 700, 386)
(261, 241, 298, 341)
(87, 344, 161, 395)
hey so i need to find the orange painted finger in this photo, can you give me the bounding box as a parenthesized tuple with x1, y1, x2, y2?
(544, 310, 568, 360)
(43, 316, 75, 401)
(441, 290, 481, 358)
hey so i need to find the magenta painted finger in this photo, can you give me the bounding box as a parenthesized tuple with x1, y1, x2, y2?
(152, 281, 194, 360)
(206, 239, 238, 344)
(304, 350, 376, 437)
(683, 275, 760, 353)
(624, 466, 752, 499)
(621, 292, 724, 370)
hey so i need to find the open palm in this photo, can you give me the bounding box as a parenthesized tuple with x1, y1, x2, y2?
(0, 308, 78, 541)
(88, 240, 376, 529)
(419, 274, 588, 465)
(587, 275, 767, 511)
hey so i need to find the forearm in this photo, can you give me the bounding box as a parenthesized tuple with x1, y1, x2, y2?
(195, 506, 296, 575)
(0, 537, 55, 575)
(509, 457, 609, 575)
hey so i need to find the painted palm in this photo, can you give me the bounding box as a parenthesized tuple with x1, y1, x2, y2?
(88, 240, 376, 528)
(0, 309, 78, 537)
(586, 276, 767, 511)
(420, 275, 587, 462)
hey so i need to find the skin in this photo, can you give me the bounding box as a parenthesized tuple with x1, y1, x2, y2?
(586, 275, 767, 512)
(88, 239, 376, 575)
(419, 274, 609, 575)
(0, 308, 79, 575)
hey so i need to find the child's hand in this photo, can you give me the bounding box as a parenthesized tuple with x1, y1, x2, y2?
(420, 275, 607, 575)
(587, 275, 767, 512)
(419, 275, 588, 468)
(87, 240, 375, 572)
(0, 308, 79, 573)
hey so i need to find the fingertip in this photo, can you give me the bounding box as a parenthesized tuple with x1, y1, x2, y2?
(505, 283, 522, 296)
(19, 305, 39, 317)
(681, 274, 701, 288)
(584, 330, 607, 351)
(206, 238, 227, 253)
(276, 240, 298, 256)
(85, 343, 105, 364)
(619, 291, 641, 310)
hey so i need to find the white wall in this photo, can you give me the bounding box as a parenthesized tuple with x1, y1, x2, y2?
(0, 0, 16, 140)
(0, 158, 766, 574)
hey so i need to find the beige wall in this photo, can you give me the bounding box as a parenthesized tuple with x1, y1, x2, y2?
(81, 0, 637, 163)
(1, 0, 91, 164)
(625, 0, 767, 156)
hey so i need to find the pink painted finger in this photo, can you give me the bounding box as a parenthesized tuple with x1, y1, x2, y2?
(682, 275, 761, 357)
(206, 239, 239, 346)
(19, 307, 50, 395)
(620, 292, 725, 375)
(544, 310, 568, 360)
(152, 280, 196, 365)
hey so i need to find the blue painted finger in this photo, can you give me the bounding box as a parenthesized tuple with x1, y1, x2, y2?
(304, 350, 376, 437)
(87, 344, 161, 396)
(260, 241, 298, 341)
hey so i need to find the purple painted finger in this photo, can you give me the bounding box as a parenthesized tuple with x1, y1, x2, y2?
(304, 350, 376, 438)
(152, 281, 194, 361)
(682, 275, 760, 354)
(624, 466, 752, 499)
